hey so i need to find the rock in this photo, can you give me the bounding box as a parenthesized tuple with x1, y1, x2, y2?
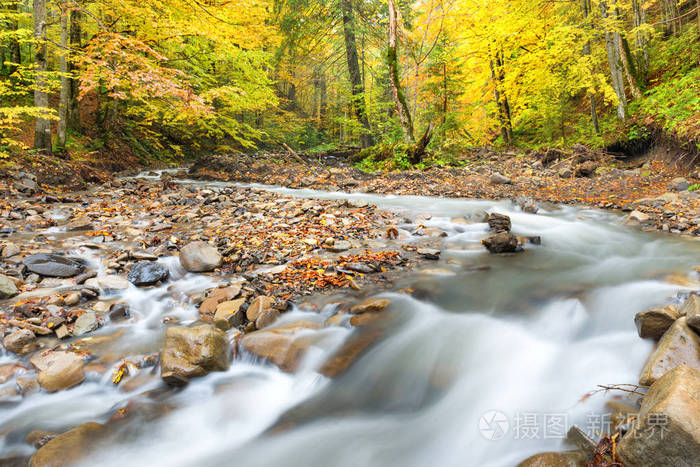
(558, 167, 572, 178)
(489, 173, 511, 185)
(618, 366, 700, 467)
(635, 306, 679, 340)
(0, 274, 19, 298)
(29, 422, 103, 467)
(483, 233, 520, 253)
(1, 242, 20, 258)
(213, 298, 246, 330)
(30, 351, 86, 392)
(575, 161, 598, 177)
(24, 254, 85, 278)
(487, 213, 511, 233)
(680, 294, 700, 333)
(670, 177, 690, 192)
(416, 248, 441, 260)
(350, 298, 391, 314)
(3, 329, 38, 354)
(160, 325, 229, 385)
(179, 241, 222, 272)
(84, 276, 131, 293)
(517, 451, 587, 467)
(8, 319, 52, 335)
(64, 293, 80, 306)
(55, 325, 71, 339)
(127, 261, 170, 286)
(108, 302, 130, 321)
(516, 196, 538, 214)
(200, 284, 242, 315)
(639, 318, 700, 386)
(241, 321, 321, 372)
(326, 240, 351, 252)
(66, 220, 94, 232)
(628, 210, 651, 223)
(255, 308, 280, 329)
(246, 295, 275, 321)
(73, 311, 99, 336)
(26, 430, 58, 449)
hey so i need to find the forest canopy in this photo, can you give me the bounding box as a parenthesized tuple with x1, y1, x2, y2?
(0, 0, 698, 161)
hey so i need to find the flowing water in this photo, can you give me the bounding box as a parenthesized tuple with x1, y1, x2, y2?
(2, 178, 700, 466)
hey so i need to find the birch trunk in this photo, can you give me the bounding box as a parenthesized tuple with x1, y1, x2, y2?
(600, 0, 626, 120)
(33, 0, 52, 153)
(58, 6, 70, 153)
(387, 0, 415, 143)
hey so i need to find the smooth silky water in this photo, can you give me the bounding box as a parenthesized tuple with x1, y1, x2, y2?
(2, 177, 699, 467)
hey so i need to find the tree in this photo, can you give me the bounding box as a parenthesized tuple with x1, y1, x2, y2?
(387, 0, 414, 143)
(33, 0, 51, 152)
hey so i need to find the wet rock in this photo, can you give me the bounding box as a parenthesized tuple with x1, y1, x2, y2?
(179, 241, 222, 272)
(320, 328, 384, 378)
(487, 213, 511, 233)
(628, 210, 651, 223)
(30, 351, 86, 392)
(160, 325, 229, 385)
(558, 167, 572, 178)
(66, 220, 94, 232)
(0, 274, 19, 298)
(618, 366, 700, 467)
(489, 173, 511, 185)
(635, 306, 679, 340)
(1, 242, 20, 258)
(241, 321, 321, 372)
(516, 450, 587, 467)
(516, 196, 538, 214)
(575, 161, 598, 177)
(246, 295, 275, 321)
(8, 319, 52, 335)
(3, 329, 38, 354)
(639, 318, 700, 386)
(26, 430, 58, 449)
(680, 294, 700, 333)
(127, 261, 170, 286)
(24, 254, 85, 278)
(350, 298, 391, 314)
(416, 248, 441, 260)
(255, 308, 280, 330)
(84, 276, 130, 293)
(108, 302, 131, 322)
(670, 177, 690, 192)
(64, 293, 80, 306)
(213, 298, 246, 330)
(326, 240, 352, 252)
(73, 270, 97, 285)
(483, 233, 520, 254)
(29, 422, 103, 467)
(55, 325, 71, 339)
(200, 284, 242, 315)
(73, 311, 99, 336)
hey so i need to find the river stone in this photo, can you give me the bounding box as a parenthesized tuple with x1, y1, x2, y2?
(160, 325, 229, 385)
(628, 210, 651, 223)
(30, 351, 86, 392)
(680, 294, 700, 333)
(200, 284, 242, 315)
(23, 254, 85, 278)
(3, 329, 38, 354)
(326, 240, 351, 252)
(1, 242, 20, 258)
(635, 306, 679, 340)
(618, 366, 700, 467)
(639, 317, 700, 386)
(670, 177, 690, 192)
(214, 298, 246, 330)
(489, 173, 511, 185)
(29, 422, 103, 467)
(487, 213, 511, 233)
(85, 276, 130, 293)
(240, 321, 322, 372)
(0, 274, 19, 298)
(320, 328, 384, 378)
(127, 261, 170, 286)
(73, 311, 99, 336)
(65, 220, 94, 232)
(246, 295, 275, 321)
(482, 233, 520, 253)
(517, 450, 587, 467)
(350, 298, 391, 314)
(179, 241, 222, 272)
(255, 308, 280, 330)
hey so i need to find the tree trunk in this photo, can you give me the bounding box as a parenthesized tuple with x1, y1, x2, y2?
(33, 0, 52, 153)
(57, 6, 70, 154)
(340, 0, 373, 148)
(632, 0, 648, 79)
(582, 0, 600, 134)
(697, 0, 700, 32)
(600, 0, 626, 120)
(7, 0, 21, 75)
(68, 7, 82, 131)
(489, 56, 512, 145)
(619, 37, 643, 98)
(387, 0, 414, 144)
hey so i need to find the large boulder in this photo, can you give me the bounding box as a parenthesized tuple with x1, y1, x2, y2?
(3, 329, 38, 354)
(29, 422, 103, 467)
(618, 366, 700, 467)
(680, 294, 700, 334)
(23, 254, 85, 278)
(0, 274, 19, 298)
(639, 317, 700, 386)
(127, 262, 170, 286)
(240, 322, 321, 372)
(487, 213, 511, 233)
(516, 450, 587, 467)
(483, 233, 520, 253)
(634, 306, 679, 340)
(179, 241, 222, 272)
(30, 351, 85, 392)
(160, 325, 229, 385)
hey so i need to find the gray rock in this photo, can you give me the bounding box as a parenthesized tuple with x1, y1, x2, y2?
(489, 173, 511, 184)
(639, 317, 700, 386)
(73, 311, 99, 336)
(0, 274, 19, 298)
(1, 243, 20, 258)
(618, 366, 700, 467)
(680, 294, 700, 333)
(127, 262, 170, 286)
(84, 276, 130, 293)
(179, 241, 222, 272)
(327, 240, 351, 252)
(670, 177, 690, 192)
(23, 254, 85, 278)
(3, 329, 38, 354)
